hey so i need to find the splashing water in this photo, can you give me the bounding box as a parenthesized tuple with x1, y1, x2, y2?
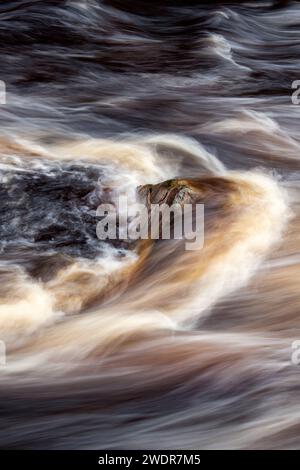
(0, 0, 300, 450)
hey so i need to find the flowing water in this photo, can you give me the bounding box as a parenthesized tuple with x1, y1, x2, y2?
(0, 0, 300, 450)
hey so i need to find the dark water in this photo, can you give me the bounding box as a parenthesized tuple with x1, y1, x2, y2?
(0, 0, 300, 450)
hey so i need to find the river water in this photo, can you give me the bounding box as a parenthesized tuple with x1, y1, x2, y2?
(0, 0, 300, 449)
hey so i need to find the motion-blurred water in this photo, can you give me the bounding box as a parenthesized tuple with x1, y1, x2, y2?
(0, 0, 300, 449)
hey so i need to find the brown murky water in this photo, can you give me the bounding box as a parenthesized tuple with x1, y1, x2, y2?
(0, 0, 300, 449)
